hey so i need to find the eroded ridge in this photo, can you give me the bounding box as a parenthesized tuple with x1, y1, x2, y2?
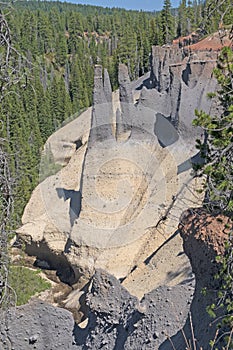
(17, 46, 219, 294)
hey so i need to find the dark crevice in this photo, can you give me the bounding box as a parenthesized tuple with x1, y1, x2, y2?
(182, 63, 192, 86)
(22, 240, 78, 285)
(73, 313, 97, 348)
(135, 75, 156, 91)
(113, 310, 143, 350)
(119, 265, 137, 284)
(56, 188, 82, 226)
(172, 82, 182, 128)
(74, 138, 83, 150)
(144, 230, 179, 265)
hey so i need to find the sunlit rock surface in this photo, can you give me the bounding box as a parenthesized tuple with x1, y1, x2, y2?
(17, 47, 218, 296)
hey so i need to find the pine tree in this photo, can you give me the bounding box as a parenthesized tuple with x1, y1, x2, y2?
(193, 46, 233, 213)
(117, 26, 138, 79)
(161, 0, 174, 44)
(193, 46, 233, 350)
(177, 0, 187, 37)
(32, 71, 53, 142)
(37, 11, 53, 54)
(67, 12, 84, 53)
(56, 32, 68, 66)
(202, 0, 233, 33)
(186, 0, 194, 33)
(20, 11, 38, 54)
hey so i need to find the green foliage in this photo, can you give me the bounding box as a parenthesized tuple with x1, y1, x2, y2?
(2, 0, 182, 227)
(161, 0, 175, 44)
(193, 46, 233, 349)
(206, 303, 217, 319)
(11, 0, 162, 85)
(193, 47, 233, 214)
(202, 0, 233, 34)
(39, 145, 63, 183)
(9, 266, 51, 306)
(177, 0, 196, 37)
(213, 228, 233, 349)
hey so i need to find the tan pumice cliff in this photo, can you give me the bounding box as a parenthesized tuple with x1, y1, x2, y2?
(17, 45, 220, 299)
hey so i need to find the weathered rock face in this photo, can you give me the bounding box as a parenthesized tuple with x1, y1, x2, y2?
(72, 208, 230, 349)
(7, 36, 233, 350)
(64, 57, 203, 281)
(151, 46, 184, 92)
(89, 65, 114, 145)
(141, 45, 218, 141)
(73, 269, 194, 350)
(0, 301, 77, 350)
(0, 268, 194, 350)
(17, 45, 220, 300)
(179, 208, 230, 288)
(160, 209, 232, 350)
(4, 210, 231, 349)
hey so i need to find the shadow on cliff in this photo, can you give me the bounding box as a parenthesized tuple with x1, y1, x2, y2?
(27, 240, 76, 284)
(154, 113, 205, 175)
(159, 209, 230, 350)
(135, 75, 156, 90)
(72, 304, 143, 349)
(56, 188, 82, 226)
(158, 286, 219, 350)
(154, 113, 179, 147)
(177, 152, 205, 174)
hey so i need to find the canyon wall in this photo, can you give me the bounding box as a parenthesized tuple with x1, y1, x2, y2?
(6, 38, 230, 350)
(4, 210, 230, 349)
(17, 45, 219, 293)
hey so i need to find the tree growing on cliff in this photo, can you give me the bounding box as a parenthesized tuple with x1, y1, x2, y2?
(202, 0, 233, 33)
(193, 45, 233, 348)
(193, 46, 233, 214)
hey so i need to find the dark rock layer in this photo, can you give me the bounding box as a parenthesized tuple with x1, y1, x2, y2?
(73, 269, 194, 349)
(3, 209, 231, 349)
(0, 301, 76, 350)
(160, 208, 231, 350)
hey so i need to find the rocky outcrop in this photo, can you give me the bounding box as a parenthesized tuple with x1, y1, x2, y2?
(140, 46, 218, 141)
(118, 63, 134, 134)
(16, 44, 221, 303)
(0, 301, 77, 350)
(44, 108, 91, 166)
(67, 76, 203, 284)
(179, 208, 230, 288)
(72, 269, 194, 349)
(188, 30, 233, 51)
(160, 208, 232, 349)
(89, 66, 114, 145)
(173, 32, 200, 48)
(4, 209, 231, 349)
(72, 210, 230, 349)
(0, 268, 194, 350)
(7, 34, 233, 350)
(151, 46, 184, 92)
